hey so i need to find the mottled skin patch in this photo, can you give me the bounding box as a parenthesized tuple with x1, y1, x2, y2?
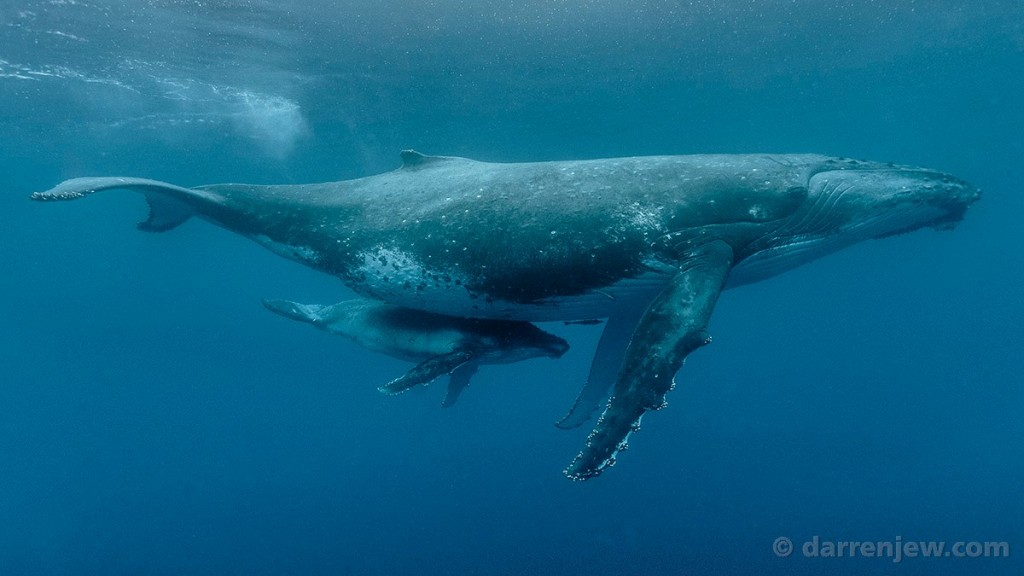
(32, 152, 980, 480)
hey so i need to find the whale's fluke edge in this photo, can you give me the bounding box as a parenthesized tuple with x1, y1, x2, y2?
(30, 176, 223, 232)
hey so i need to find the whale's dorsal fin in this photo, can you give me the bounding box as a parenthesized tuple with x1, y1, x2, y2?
(399, 149, 462, 169)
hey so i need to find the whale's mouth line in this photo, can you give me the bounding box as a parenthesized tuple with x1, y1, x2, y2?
(873, 199, 969, 238)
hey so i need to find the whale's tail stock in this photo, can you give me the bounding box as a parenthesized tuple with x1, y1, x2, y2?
(30, 177, 223, 232)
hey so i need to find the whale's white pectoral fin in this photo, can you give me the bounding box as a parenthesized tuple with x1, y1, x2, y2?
(555, 306, 647, 429)
(379, 350, 476, 396)
(442, 362, 480, 408)
(564, 240, 734, 481)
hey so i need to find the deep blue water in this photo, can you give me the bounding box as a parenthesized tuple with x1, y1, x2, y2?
(2, 1, 1022, 574)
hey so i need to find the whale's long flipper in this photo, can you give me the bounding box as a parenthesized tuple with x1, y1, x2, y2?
(565, 240, 734, 480)
(262, 299, 327, 325)
(442, 362, 480, 407)
(379, 350, 475, 396)
(555, 305, 648, 429)
(31, 177, 223, 231)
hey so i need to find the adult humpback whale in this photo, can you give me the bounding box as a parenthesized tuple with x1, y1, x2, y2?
(32, 151, 979, 480)
(262, 298, 568, 406)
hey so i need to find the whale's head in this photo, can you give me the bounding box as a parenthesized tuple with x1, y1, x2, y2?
(804, 159, 981, 239)
(483, 323, 570, 366)
(730, 158, 980, 285)
(527, 329, 571, 360)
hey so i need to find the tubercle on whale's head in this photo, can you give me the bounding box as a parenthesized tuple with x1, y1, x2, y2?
(803, 159, 981, 241)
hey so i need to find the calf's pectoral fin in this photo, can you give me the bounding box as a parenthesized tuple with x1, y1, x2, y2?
(379, 350, 476, 396)
(564, 240, 734, 481)
(442, 362, 480, 407)
(261, 299, 325, 325)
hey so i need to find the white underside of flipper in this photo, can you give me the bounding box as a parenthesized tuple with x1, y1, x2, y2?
(555, 301, 651, 429)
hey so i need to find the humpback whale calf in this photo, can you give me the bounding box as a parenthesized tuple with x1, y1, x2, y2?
(262, 298, 568, 405)
(32, 151, 979, 480)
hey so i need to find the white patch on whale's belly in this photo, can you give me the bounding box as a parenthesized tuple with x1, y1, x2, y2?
(353, 245, 479, 310)
(354, 246, 673, 321)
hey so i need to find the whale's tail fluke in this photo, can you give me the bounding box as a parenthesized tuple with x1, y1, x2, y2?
(31, 177, 223, 232)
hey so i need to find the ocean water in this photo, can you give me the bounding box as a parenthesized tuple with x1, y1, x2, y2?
(2, 1, 1022, 574)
